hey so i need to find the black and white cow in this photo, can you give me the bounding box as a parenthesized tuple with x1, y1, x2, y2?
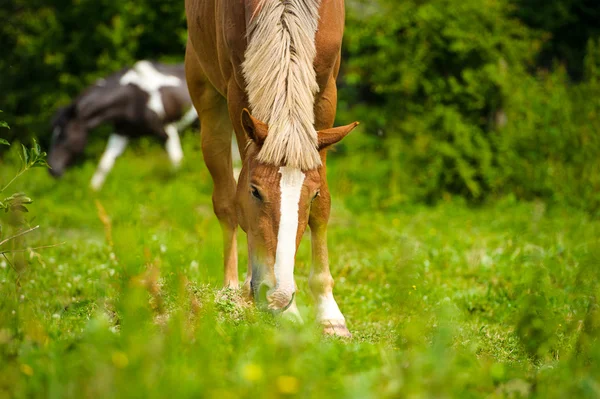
(48, 60, 197, 190)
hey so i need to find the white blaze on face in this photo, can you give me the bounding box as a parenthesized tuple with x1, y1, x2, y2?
(119, 61, 181, 119)
(274, 166, 306, 296)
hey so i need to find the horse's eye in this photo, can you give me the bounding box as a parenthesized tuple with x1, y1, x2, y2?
(251, 186, 263, 201)
(312, 190, 320, 202)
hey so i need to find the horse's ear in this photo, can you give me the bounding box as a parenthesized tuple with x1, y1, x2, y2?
(317, 122, 360, 150)
(241, 108, 268, 145)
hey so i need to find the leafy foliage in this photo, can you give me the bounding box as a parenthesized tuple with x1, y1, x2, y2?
(340, 0, 600, 213)
(494, 43, 600, 214)
(341, 0, 536, 202)
(0, 111, 9, 133)
(1, 139, 49, 211)
(513, 0, 600, 79)
(0, 116, 48, 246)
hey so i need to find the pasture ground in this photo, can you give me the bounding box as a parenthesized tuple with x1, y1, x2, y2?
(0, 135, 599, 398)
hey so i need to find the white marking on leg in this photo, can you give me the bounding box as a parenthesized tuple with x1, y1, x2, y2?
(119, 61, 181, 118)
(316, 293, 345, 324)
(273, 166, 306, 298)
(174, 106, 198, 131)
(165, 124, 183, 168)
(90, 134, 128, 190)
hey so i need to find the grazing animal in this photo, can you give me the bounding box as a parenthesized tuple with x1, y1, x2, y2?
(185, 0, 358, 336)
(48, 61, 198, 190)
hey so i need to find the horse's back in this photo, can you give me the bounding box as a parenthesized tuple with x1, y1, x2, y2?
(152, 62, 186, 80)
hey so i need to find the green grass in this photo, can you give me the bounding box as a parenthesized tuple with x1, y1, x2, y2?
(0, 135, 599, 398)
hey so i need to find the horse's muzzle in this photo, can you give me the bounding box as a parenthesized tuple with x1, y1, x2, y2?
(266, 289, 295, 313)
(253, 280, 295, 313)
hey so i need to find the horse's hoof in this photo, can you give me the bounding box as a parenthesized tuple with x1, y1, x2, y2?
(322, 321, 352, 339)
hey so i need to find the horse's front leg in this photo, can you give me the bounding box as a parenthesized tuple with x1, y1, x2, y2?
(90, 133, 129, 191)
(200, 96, 239, 288)
(187, 45, 239, 288)
(164, 124, 184, 168)
(308, 161, 351, 338)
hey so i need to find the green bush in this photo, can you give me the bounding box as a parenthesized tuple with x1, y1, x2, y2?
(339, 0, 600, 214)
(513, 0, 600, 80)
(495, 39, 600, 215)
(341, 0, 537, 203)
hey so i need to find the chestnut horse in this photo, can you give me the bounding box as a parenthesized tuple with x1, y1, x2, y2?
(185, 0, 358, 337)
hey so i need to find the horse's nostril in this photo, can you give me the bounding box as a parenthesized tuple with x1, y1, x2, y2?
(254, 282, 270, 308)
(282, 292, 295, 312)
(252, 278, 295, 313)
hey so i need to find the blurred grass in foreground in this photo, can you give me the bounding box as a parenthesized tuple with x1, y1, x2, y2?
(0, 135, 599, 398)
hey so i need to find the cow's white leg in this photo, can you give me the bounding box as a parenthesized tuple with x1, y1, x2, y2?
(174, 106, 198, 131)
(165, 124, 183, 168)
(90, 134, 129, 191)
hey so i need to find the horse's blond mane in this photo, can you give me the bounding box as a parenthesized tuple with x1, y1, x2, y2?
(242, 0, 322, 170)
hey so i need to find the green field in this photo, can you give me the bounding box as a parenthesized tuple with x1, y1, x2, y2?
(1, 136, 599, 398)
